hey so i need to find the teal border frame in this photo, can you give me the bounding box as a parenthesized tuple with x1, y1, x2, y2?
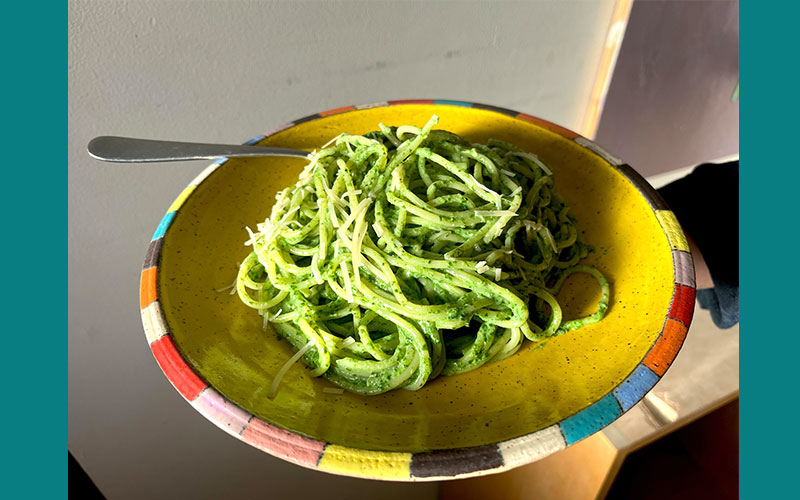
(12, 1, 67, 498)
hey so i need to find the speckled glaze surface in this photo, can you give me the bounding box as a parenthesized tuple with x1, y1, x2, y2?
(140, 100, 695, 480)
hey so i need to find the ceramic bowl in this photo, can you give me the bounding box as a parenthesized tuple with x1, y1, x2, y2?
(140, 100, 695, 480)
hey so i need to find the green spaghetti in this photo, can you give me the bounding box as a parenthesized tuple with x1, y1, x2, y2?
(236, 115, 609, 396)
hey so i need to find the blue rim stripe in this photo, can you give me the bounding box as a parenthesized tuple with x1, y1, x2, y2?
(612, 364, 660, 412)
(152, 212, 176, 240)
(244, 135, 266, 145)
(559, 394, 623, 445)
(433, 99, 473, 107)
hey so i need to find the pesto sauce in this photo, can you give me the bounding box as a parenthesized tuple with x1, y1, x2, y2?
(235, 116, 610, 395)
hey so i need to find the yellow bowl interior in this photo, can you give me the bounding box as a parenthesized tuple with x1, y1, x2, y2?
(158, 104, 674, 452)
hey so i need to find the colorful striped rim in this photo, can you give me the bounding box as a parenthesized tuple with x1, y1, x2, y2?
(140, 100, 695, 480)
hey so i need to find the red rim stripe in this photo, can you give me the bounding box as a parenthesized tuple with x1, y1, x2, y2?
(150, 336, 208, 401)
(515, 112, 580, 139)
(668, 284, 696, 326)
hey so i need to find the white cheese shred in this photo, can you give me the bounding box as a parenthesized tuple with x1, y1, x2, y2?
(510, 151, 552, 176)
(338, 336, 356, 348)
(341, 261, 354, 303)
(475, 210, 518, 218)
(267, 342, 314, 399)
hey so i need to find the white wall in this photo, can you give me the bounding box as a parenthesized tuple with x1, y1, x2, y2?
(68, 1, 616, 498)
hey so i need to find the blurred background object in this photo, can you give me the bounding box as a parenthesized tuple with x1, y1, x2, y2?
(594, 0, 739, 177)
(68, 0, 738, 498)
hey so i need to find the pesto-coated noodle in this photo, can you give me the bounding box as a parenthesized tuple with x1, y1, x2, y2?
(237, 115, 609, 395)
